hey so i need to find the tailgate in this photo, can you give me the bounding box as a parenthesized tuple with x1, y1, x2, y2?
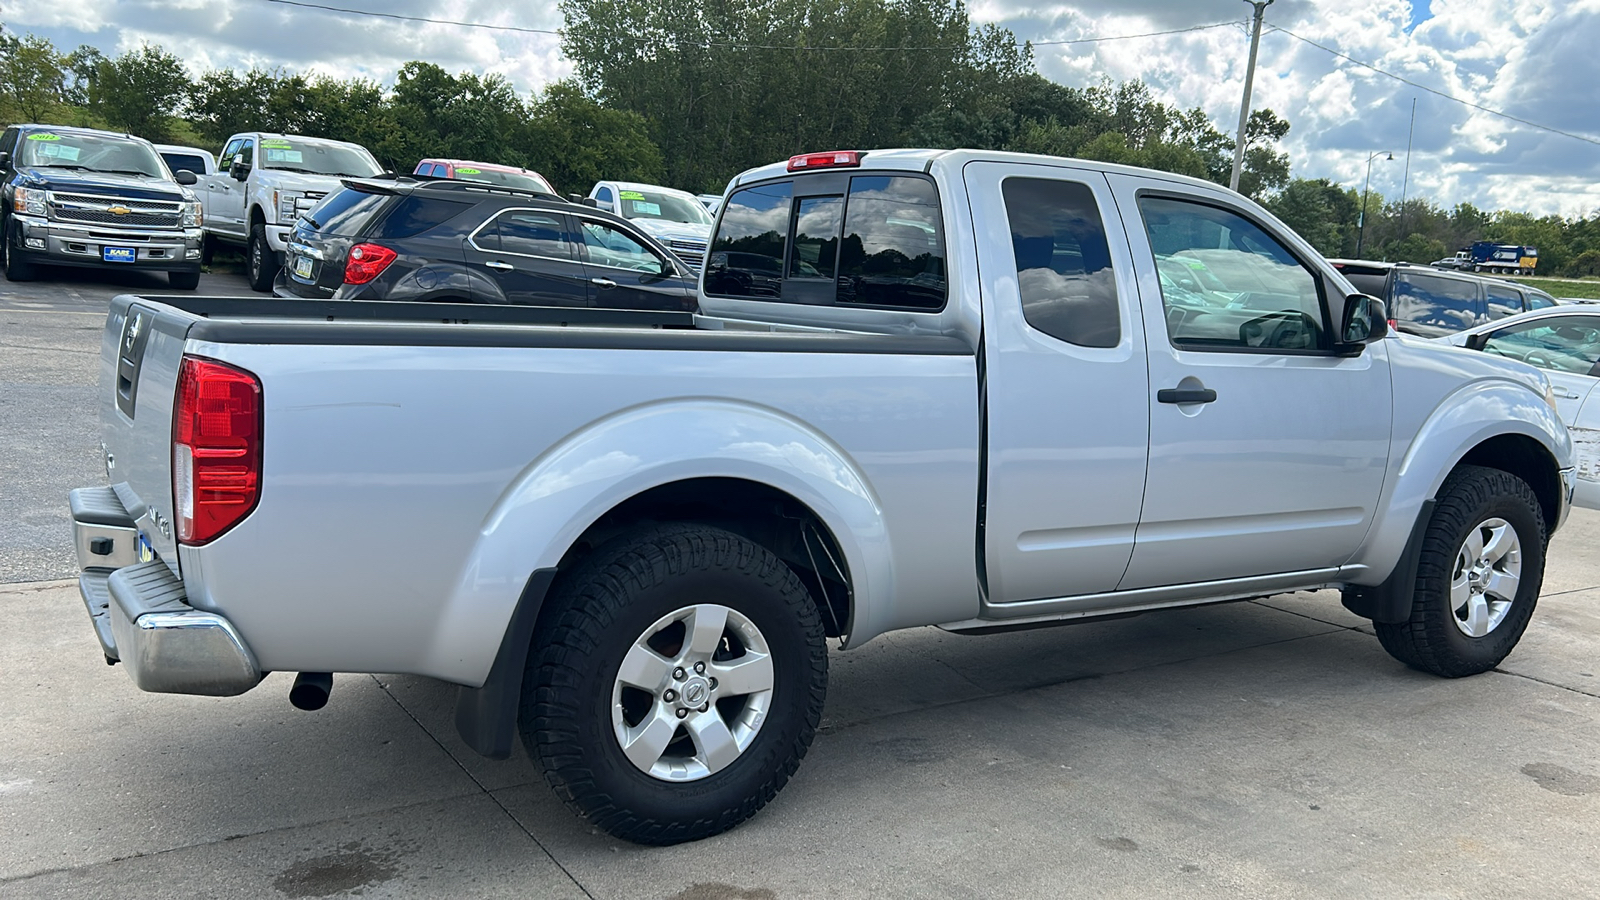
(99, 295, 198, 572)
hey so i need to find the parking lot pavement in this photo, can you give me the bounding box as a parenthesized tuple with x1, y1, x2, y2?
(3, 509, 1599, 899)
(0, 267, 252, 583)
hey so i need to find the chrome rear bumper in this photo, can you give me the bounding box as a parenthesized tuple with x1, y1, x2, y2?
(69, 486, 262, 696)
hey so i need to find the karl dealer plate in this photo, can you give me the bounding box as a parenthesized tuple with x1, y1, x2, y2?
(102, 246, 137, 263)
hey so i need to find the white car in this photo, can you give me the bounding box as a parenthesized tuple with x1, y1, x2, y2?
(587, 180, 712, 270)
(1446, 305, 1600, 507)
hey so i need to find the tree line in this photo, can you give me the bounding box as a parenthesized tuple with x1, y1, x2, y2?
(1, 0, 1595, 277)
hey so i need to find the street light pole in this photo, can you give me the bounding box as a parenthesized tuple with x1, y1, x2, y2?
(1355, 150, 1394, 259)
(1229, 0, 1275, 193)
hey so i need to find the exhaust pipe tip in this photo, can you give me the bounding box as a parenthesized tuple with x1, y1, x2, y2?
(289, 671, 333, 711)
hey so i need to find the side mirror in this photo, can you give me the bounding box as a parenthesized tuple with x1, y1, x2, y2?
(1336, 293, 1388, 355)
(174, 170, 198, 186)
(1465, 332, 1489, 351)
(0, 151, 11, 170)
(229, 155, 250, 180)
(581, 197, 599, 208)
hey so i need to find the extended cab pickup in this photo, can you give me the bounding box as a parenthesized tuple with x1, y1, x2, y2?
(71, 149, 1575, 845)
(199, 132, 382, 292)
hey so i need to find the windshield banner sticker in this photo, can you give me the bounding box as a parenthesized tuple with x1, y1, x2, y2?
(456, 167, 481, 174)
(26, 133, 61, 141)
(265, 148, 304, 163)
(619, 190, 646, 200)
(632, 201, 661, 215)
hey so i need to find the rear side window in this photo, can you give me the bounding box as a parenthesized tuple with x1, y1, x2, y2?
(707, 174, 946, 311)
(306, 188, 391, 237)
(1485, 283, 1525, 320)
(1527, 291, 1557, 310)
(476, 210, 574, 259)
(162, 153, 208, 176)
(371, 196, 472, 239)
(1392, 273, 1480, 337)
(1002, 177, 1119, 348)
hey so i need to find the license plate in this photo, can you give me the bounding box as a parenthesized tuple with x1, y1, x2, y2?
(292, 255, 314, 279)
(135, 531, 155, 563)
(102, 246, 136, 263)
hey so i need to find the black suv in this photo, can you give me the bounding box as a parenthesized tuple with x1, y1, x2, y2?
(275, 177, 697, 310)
(0, 124, 204, 288)
(1330, 259, 1557, 338)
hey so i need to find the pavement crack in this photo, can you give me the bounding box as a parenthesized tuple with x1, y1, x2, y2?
(368, 675, 598, 900)
(1491, 667, 1600, 701)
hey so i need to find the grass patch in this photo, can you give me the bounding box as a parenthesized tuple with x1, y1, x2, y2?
(1512, 276, 1600, 300)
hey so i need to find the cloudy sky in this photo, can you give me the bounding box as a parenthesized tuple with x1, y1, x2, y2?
(5, 0, 1598, 218)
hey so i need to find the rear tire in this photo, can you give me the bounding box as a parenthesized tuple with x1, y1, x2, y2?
(247, 223, 276, 292)
(521, 523, 828, 845)
(1373, 465, 1545, 677)
(168, 270, 200, 290)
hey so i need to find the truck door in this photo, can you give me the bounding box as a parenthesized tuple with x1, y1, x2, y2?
(211, 138, 251, 240)
(964, 161, 1150, 602)
(1105, 175, 1392, 589)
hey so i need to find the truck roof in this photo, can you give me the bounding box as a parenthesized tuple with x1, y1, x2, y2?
(727, 148, 1232, 195)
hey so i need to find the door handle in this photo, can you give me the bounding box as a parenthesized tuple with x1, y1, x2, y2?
(484, 261, 513, 272)
(1157, 387, 1218, 404)
(591, 277, 616, 289)
(1560, 389, 1582, 400)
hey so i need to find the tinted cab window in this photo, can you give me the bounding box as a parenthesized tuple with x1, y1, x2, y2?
(707, 172, 946, 311)
(1391, 272, 1481, 337)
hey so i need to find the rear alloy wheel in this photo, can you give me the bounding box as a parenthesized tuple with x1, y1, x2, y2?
(247, 223, 276, 292)
(1374, 465, 1545, 677)
(522, 524, 827, 845)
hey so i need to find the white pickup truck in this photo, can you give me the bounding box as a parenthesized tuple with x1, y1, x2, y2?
(198, 132, 382, 291)
(71, 149, 1574, 846)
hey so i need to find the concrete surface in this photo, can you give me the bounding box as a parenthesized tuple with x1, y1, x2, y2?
(4, 270, 1600, 898)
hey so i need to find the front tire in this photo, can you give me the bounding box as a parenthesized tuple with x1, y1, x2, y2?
(4, 230, 35, 282)
(247, 223, 276, 292)
(521, 524, 828, 845)
(1374, 465, 1546, 677)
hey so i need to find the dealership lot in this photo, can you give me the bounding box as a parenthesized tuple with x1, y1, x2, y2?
(4, 273, 1600, 898)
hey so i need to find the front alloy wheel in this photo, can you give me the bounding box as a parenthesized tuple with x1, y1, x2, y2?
(1449, 517, 1520, 638)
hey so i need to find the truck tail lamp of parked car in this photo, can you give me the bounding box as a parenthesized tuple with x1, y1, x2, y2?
(787, 150, 862, 171)
(173, 356, 262, 545)
(344, 243, 397, 285)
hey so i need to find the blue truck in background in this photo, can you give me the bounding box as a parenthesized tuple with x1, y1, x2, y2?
(1447, 242, 1539, 275)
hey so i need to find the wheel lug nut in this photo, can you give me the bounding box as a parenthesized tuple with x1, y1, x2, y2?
(699, 703, 709, 713)
(676, 707, 689, 719)
(694, 661, 706, 674)
(673, 667, 685, 681)
(663, 690, 676, 702)
(709, 678, 718, 690)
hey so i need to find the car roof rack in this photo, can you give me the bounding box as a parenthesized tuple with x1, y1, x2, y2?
(409, 178, 563, 203)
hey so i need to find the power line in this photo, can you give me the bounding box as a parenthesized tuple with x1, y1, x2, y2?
(258, 0, 1235, 52)
(1269, 24, 1600, 148)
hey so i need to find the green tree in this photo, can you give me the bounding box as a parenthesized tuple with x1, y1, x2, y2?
(525, 80, 664, 195)
(88, 45, 190, 141)
(1386, 233, 1447, 264)
(0, 29, 65, 122)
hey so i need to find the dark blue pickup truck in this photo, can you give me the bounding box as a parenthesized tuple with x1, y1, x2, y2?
(0, 124, 204, 289)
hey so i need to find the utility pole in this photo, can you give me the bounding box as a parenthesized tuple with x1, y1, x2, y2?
(1398, 97, 1417, 238)
(1230, 0, 1274, 193)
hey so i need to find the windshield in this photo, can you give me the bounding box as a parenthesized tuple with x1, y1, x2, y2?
(257, 138, 380, 177)
(451, 166, 553, 194)
(618, 189, 712, 225)
(19, 131, 166, 177)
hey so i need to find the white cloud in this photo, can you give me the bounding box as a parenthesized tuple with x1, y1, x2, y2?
(5, 0, 1597, 216)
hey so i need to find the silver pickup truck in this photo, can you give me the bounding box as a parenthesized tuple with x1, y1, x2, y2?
(70, 149, 1574, 845)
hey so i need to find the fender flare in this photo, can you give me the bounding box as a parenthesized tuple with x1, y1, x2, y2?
(446, 399, 891, 758)
(1343, 378, 1569, 620)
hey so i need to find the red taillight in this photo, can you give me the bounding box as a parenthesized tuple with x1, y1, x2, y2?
(173, 356, 262, 545)
(1387, 318, 1398, 331)
(344, 243, 397, 285)
(787, 150, 862, 172)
